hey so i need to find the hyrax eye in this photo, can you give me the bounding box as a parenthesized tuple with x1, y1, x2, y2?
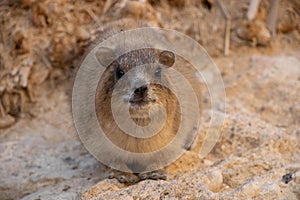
(154, 67, 162, 77)
(115, 66, 124, 79)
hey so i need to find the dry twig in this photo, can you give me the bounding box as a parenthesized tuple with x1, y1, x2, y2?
(215, 0, 231, 56)
(102, 0, 118, 15)
(247, 0, 261, 21)
(33, 47, 52, 69)
(266, 0, 280, 38)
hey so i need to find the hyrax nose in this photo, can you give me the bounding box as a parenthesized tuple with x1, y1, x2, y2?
(134, 85, 148, 96)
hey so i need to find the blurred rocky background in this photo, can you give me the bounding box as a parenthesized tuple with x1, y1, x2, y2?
(0, 0, 299, 199)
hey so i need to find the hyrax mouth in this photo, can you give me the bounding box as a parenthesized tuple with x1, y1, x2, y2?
(129, 84, 156, 107)
(128, 85, 155, 127)
(129, 105, 152, 127)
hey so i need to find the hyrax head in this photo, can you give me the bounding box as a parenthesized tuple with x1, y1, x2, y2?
(95, 47, 175, 109)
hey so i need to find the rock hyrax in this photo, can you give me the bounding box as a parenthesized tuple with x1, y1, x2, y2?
(88, 19, 201, 183)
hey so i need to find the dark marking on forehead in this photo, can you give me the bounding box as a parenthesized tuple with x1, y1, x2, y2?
(116, 48, 158, 72)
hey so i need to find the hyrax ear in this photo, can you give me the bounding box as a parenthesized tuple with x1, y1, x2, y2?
(158, 50, 175, 67)
(95, 47, 116, 67)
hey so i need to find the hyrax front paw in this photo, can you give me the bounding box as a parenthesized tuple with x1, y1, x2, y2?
(108, 170, 139, 184)
(138, 169, 167, 181)
(108, 169, 167, 184)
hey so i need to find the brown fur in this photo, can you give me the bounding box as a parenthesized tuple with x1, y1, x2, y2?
(95, 49, 180, 153)
(91, 18, 202, 162)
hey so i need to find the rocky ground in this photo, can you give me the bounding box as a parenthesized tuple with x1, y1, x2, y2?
(1, 0, 300, 199)
(1, 52, 300, 199)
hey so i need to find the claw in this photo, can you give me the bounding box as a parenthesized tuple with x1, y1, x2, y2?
(108, 173, 114, 179)
(117, 175, 127, 183)
(150, 172, 167, 180)
(159, 174, 167, 180)
(138, 173, 149, 180)
(150, 172, 159, 180)
(109, 170, 167, 183)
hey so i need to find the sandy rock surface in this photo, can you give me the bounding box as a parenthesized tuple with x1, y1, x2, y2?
(0, 90, 107, 200)
(1, 53, 299, 199)
(1, 0, 300, 199)
(81, 54, 300, 200)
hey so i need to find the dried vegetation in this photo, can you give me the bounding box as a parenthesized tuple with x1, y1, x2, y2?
(0, 0, 299, 128)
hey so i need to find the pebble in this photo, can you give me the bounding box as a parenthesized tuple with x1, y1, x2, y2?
(205, 168, 223, 192)
(236, 178, 262, 198)
(76, 27, 90, 41)
(259, 183, 280, 199)
(0, 115, 16, 129)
